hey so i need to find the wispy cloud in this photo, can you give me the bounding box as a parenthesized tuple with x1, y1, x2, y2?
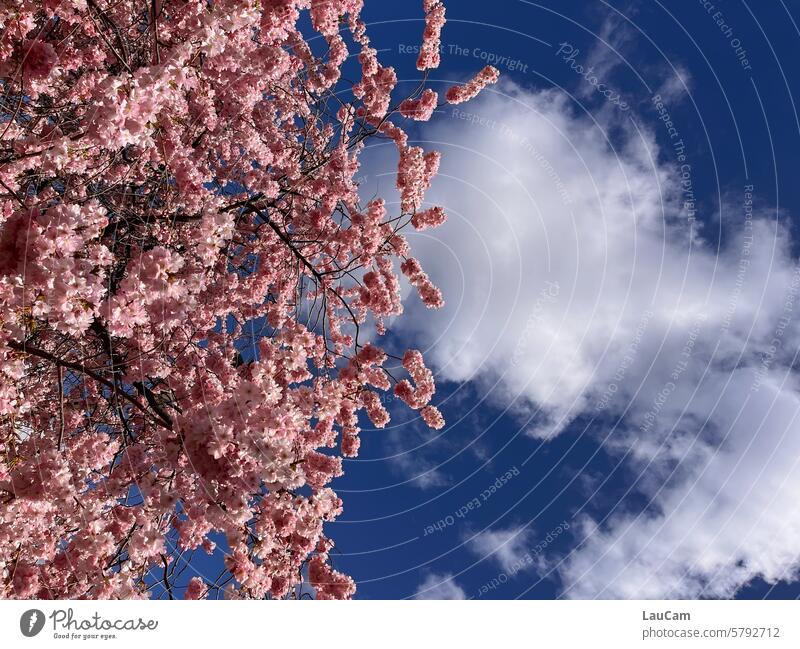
(466, 526, 538, 574)
(414, 572, 467, 599)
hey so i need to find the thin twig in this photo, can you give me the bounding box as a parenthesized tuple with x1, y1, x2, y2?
(56, 365, 65, 451)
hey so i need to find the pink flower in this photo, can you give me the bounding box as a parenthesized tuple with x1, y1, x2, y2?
(411, 205, 447, 230)
(184, 577, 207, 600)
(341, 432, 360, 457)
(397, 147, 440, 213)
(421, 405, 445, 429)
(310, 0, 341, 37)
(309, 555, 356, 599)
(394, 348, 437, 409)
(11, 563, 40, 598)
(361, 390, 390, 427)
(399, 89, 438, 121)
(401, 257, 444, 309)
(22, 40, 58, 79)
(353, 47, 398, 119)
(445, 65, 500, 104)
(303, 451, 344, 489)
(417, 2, 446, 71)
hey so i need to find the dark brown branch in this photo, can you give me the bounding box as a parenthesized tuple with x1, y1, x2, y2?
(161, 554, 174, 600)
(151, 0, 161, 65)
(0, 178, 24, 208)
(132, 381, 174, 429)
(56, 365, 65, 451)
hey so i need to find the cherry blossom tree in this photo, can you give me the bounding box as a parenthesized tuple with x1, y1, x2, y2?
(0, 0, 497, 599)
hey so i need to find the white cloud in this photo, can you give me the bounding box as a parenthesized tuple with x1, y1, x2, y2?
(466, 526, 541, 575)
(653, 64, 692, 105)
(559, 367, 800, 598)
(362, 78, 800, 598)
(414, 572, 467, 599)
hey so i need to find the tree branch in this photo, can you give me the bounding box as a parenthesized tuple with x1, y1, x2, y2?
(56, 365, 65, 451)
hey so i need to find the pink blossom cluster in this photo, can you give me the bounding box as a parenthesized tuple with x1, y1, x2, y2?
(393, 350, 443, 429)
(445, 65, 501, 104)
(417, 1, 446, 71)
(411, 205, 447, 231)
(399, 89, 439, 121)
(421, 405, 446, 430)
(397, 147, 441, 213)
(0, 0, 495, 600)
(21, 40, 58, 79)
(401, 257, 444, 309)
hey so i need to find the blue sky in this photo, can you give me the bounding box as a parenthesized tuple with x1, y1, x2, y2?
(317, 0, 800, 600)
